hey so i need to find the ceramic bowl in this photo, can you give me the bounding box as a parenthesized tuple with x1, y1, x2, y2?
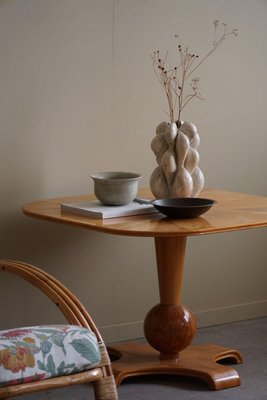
(151, 197, 216, 218)
(91, 172, 142, 206)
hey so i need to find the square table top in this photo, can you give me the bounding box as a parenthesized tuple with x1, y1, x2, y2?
(23, 188, 267, 238)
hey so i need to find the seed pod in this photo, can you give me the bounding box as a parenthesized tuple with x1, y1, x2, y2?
(151, 134, 168, 164)
(171, 167, 193, 198)
(176, 131, 190, 168)
(191, 167, 205, 197)
(160, 149, 176, 186)
(184, 147, 199, 174)
(156, 121, 169, 135)
(149, 166, 169, 199)
(179, 121, 200, 149)
(165, 122, 177, 147)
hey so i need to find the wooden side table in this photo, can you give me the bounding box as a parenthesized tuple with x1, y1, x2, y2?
(23, 189, 267, 390)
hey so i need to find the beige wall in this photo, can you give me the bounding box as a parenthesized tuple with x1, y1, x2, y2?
(0, 0, 267, 343)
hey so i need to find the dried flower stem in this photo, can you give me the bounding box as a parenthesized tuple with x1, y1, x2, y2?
(152, 20, 238, 123)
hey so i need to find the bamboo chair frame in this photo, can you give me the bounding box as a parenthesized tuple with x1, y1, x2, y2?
(0, 259, 118, 400)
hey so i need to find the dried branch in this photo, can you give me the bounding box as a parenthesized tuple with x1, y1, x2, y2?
(152, 20, 238, 123)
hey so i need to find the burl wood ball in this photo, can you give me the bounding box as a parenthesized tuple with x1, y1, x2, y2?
(144, 303, 196, 356)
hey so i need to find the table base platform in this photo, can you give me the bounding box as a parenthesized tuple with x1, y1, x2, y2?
(108, 342, 243, 390)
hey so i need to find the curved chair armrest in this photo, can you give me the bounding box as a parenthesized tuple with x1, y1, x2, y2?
(0, 259, 118, 400)
(0, 260, 99, 336)
(0, 260, 113, 368)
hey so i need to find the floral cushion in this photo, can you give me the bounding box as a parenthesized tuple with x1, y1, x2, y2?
(0, 325, 101, 387)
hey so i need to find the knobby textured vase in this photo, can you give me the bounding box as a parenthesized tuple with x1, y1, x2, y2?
(150, 121, 204, 199)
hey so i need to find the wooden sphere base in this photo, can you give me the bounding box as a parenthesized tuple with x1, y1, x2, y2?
(144, 304, 196, 356)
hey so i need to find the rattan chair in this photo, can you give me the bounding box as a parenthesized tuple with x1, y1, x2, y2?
(0, 259, 118, 400)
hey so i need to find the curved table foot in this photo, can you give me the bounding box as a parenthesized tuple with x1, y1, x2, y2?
(108, 342, 243, 390)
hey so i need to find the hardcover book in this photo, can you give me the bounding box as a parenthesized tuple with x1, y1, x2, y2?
(60, 200, 157, 219)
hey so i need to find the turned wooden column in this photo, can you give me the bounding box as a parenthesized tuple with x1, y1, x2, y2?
(144, 236, 196, 358)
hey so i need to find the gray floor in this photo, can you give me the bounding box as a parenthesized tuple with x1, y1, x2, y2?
(18, 317, 267, 399)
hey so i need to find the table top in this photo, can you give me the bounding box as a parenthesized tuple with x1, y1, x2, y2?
(23, 188, 267, 238)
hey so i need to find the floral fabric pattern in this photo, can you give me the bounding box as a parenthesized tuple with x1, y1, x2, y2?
(0, 325, 100, 387)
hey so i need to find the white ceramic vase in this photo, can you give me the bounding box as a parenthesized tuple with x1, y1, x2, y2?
(150, 121, 204, 199)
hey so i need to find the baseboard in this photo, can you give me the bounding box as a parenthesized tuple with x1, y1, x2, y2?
(195, 299, 267, 328)
(100, 299, 267, 344)
(100, 320, 144, 344)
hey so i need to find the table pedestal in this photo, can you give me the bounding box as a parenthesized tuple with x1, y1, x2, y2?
(108, 342, 243, 390)
(109, 236, 243, 390)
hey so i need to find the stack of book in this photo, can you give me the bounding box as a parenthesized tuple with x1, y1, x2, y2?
(60, 199, 157, 219)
